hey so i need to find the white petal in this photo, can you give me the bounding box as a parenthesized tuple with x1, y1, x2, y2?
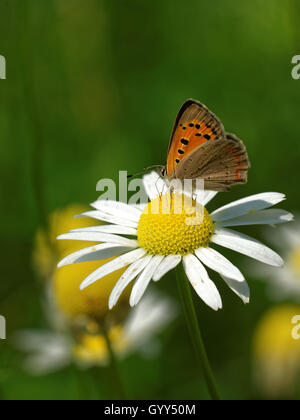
(70, 225, 137, 236)
(152, 255, 182, 281)
(76, 210, 138, 228)
(58, 243, 134, 268)
(80, 248, 147, 289)
(212, 228, 284, 267)
(109, 255, 152, 309)
(183, 254, 222, 311)
(130, 203, 148, 212)
(91, 200, 141, 222)
(57, 232, 138, 247)
(195, 247, 244, 282)
(196, 190, 218, 206)
(211, 192, 286, 222)
(221, 275, 250, 304)
(130, 256, 164, 307)
(217, 209, 294, 228)
(143, 171, 167, 200)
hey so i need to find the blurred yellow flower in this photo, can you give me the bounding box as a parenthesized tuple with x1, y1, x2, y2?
(253, 304, 300, 398)
(73, 326, 128, 365)
(53, 258, 130, 323)
(33, 204, 96, 279)
(33, 204, 131, 323)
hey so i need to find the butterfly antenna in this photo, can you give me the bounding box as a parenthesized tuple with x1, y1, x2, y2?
(127, 165, 164, 179)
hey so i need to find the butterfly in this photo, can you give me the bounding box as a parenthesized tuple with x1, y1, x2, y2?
(160, 99, 250, 191)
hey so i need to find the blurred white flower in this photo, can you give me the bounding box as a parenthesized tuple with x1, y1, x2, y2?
(14, 291, 176, 375)
(254, 220, 300, 301)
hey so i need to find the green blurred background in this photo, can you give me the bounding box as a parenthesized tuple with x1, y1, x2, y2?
(0, 0, 300, 400)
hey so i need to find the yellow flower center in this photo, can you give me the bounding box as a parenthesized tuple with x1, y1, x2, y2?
(289, 247, 300, 278)
(137, 193, 214, 256)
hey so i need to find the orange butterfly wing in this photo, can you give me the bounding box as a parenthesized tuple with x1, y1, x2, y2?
(166, 99, 226, 176)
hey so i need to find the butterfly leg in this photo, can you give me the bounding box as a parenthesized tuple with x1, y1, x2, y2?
(160, 183, 173, 212)
(169, 185, 174, 212)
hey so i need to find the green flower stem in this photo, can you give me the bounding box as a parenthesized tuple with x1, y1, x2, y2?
(176, 264, 221, 401)
(102, 327, 127, 400)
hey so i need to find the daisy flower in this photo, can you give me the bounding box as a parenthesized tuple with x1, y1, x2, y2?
(254, 219, 300, 302)
(57, 172, 293, 311)
(253, 304, 300, 399)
